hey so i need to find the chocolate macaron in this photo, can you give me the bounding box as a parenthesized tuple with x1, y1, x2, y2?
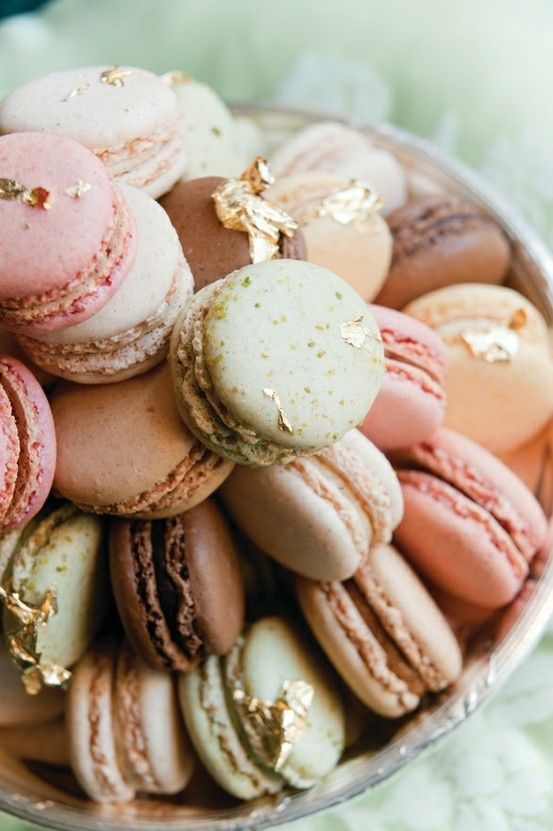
(160, 160, 306, 290)
(109, 498, 245, 672)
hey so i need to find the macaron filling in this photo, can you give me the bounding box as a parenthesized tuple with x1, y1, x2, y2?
(0, 384, 19, 523)
(19, 257, 189, 380)
(0, 185, 136, 332)
(103, 118, 186, 190)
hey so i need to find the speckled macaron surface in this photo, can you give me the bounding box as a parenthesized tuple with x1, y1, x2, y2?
(170, 259, 385, 466)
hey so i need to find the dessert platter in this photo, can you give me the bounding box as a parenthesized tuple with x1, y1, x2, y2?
(0, 67, 551, 831)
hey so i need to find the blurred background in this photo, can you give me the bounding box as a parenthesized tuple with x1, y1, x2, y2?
(0, 2, 552, 830)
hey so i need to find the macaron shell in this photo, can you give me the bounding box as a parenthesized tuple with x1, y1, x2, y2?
(203, 260, 384, 451)
(237, 616, 345, 788)
(266, 171, 392, 301)
(0, 132, 119, 299)
(178, 655, 282, 800)
(0, 356, 56, 530)
(0, 381, 19, 525)
(0, 641, 64, 727)
(6, 508, 106, 669)
(395, 470, 527, 608)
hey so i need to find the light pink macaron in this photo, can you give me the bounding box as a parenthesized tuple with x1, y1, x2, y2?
(361, 305, 448, 450)
(0, 355, 56, 531)
(0, 132, 137, 335)
(392, 428, 548, 608)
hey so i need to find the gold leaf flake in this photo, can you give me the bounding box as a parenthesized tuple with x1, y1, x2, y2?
(0, 180, 51, 210)
(459, 308, 527, 364)
(64, 180, 92, 199)
(340, 316, 382, 351)
(212, 157, 299, 263)
(160, 70, 191, 86)
(318, 180, 382, 229)
(62, 84, 89, 101)
(233, 679, 314, 771)
(100, 67, 132, 87)
(0, 179, 26, 200)
(263, 387, 294, 434)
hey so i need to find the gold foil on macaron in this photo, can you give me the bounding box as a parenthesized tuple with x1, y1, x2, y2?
(318, 180, 383, 230)
(232, 679, 314, 771)
(340, 316, 383, 352)
(262, 387, 294, 434)
(459, 309, 527, 363)
(0, 179, 51, 210)
(0, 583, 69, 694)
(62, 84, 89, 101)
(100, 67, 132, 87)
(212, 157, 299, 263)
(160, 70, 192, 86)
(64, 181, 92, 199)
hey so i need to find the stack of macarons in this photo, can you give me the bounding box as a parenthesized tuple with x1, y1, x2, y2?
(0, 63, 551, 816)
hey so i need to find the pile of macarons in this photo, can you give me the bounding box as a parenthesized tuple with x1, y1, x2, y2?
(0, 64, 551, 810)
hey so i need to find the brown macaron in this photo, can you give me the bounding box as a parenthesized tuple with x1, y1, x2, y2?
(50, 363, 233, 518)
(109, 498, 245, 672)
(375, 195, 511, 309)
(160, 176, 306, 290)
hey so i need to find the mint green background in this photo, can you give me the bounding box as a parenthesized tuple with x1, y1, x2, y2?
(1, 2, 553, 828)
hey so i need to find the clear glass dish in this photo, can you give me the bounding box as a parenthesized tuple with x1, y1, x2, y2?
(1, 105, 552, 831)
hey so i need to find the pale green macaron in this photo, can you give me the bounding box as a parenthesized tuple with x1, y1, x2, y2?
(170, 259, 384, 466)
(178, 616, 345, 800)
(1, 503, 106, 692)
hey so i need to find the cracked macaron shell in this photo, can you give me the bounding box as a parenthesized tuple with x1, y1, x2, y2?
(195, 260, 384, 460)
(393, 428, 548, 608)
(109, 499, 245, 672)
(221, 429, 403, 581)
(266, 171, 392, 301)
(50, 363, 234, 517)
(296, 544, 462, 718)
(405, 284, 553, 453)
(375, 195, 511, 309)
(360, 305, 447, 450)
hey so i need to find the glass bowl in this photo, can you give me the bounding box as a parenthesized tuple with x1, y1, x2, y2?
(1, 105, 552, 831)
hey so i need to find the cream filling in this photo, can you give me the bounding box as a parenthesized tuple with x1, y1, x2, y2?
(100, 120, 186, 188)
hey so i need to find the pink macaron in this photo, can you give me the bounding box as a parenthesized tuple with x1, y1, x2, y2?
(0, 355, 56, 531)
(361, 305, 448, 450)
(0, 132, 137, 335)
(392, 428, 548, 609)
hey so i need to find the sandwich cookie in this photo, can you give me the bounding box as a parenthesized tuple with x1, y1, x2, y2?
(67, 639, 195, 803)
(393, 428, 548, 608)
(109, 498, 245, 672)
(178, 616, 345, 799)
(296, 543, 462, 717)
(51, 363, 233, 518)
(0, 133, 137, 335)
(170, 260, 385, 466)
(221, 429, 403, 581)
(18, 184, 194, 384)
(360, 305, 448, 450)
(0, 66, 187, 198)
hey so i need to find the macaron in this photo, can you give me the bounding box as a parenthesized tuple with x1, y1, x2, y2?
(0, 355, 56, 532)
(405, 284, 553, 453)
(178, 616, 345, 800)
(296, 543, 462, 717)
(266, 171, 392, 301)
(50, 363, 233, 518)
(221, 429, 403, 581)
(166, 72, 246, 180)
(0, 66, 187, 198)
(109, 498, 245, 672)
(375, 195, 511, 309)
(160, 171, 306, 292)
(360, 305, 448, 450)
(392, 428, 548, 608)
(170, 260, 385, 466)
(0, 327, 55, 388)
(18, 184, 194, 384)
(0, 640, 64, 726)
(0, 132, 137, 335)
(269, 121, 407, 215)
(1, 503, 106, 693)
(67, 639, 194, 803)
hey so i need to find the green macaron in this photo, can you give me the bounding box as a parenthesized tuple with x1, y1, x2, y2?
(170, 259, 384, 466)
(0, 503, 106, 693)
(178, 616, 345, 799)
